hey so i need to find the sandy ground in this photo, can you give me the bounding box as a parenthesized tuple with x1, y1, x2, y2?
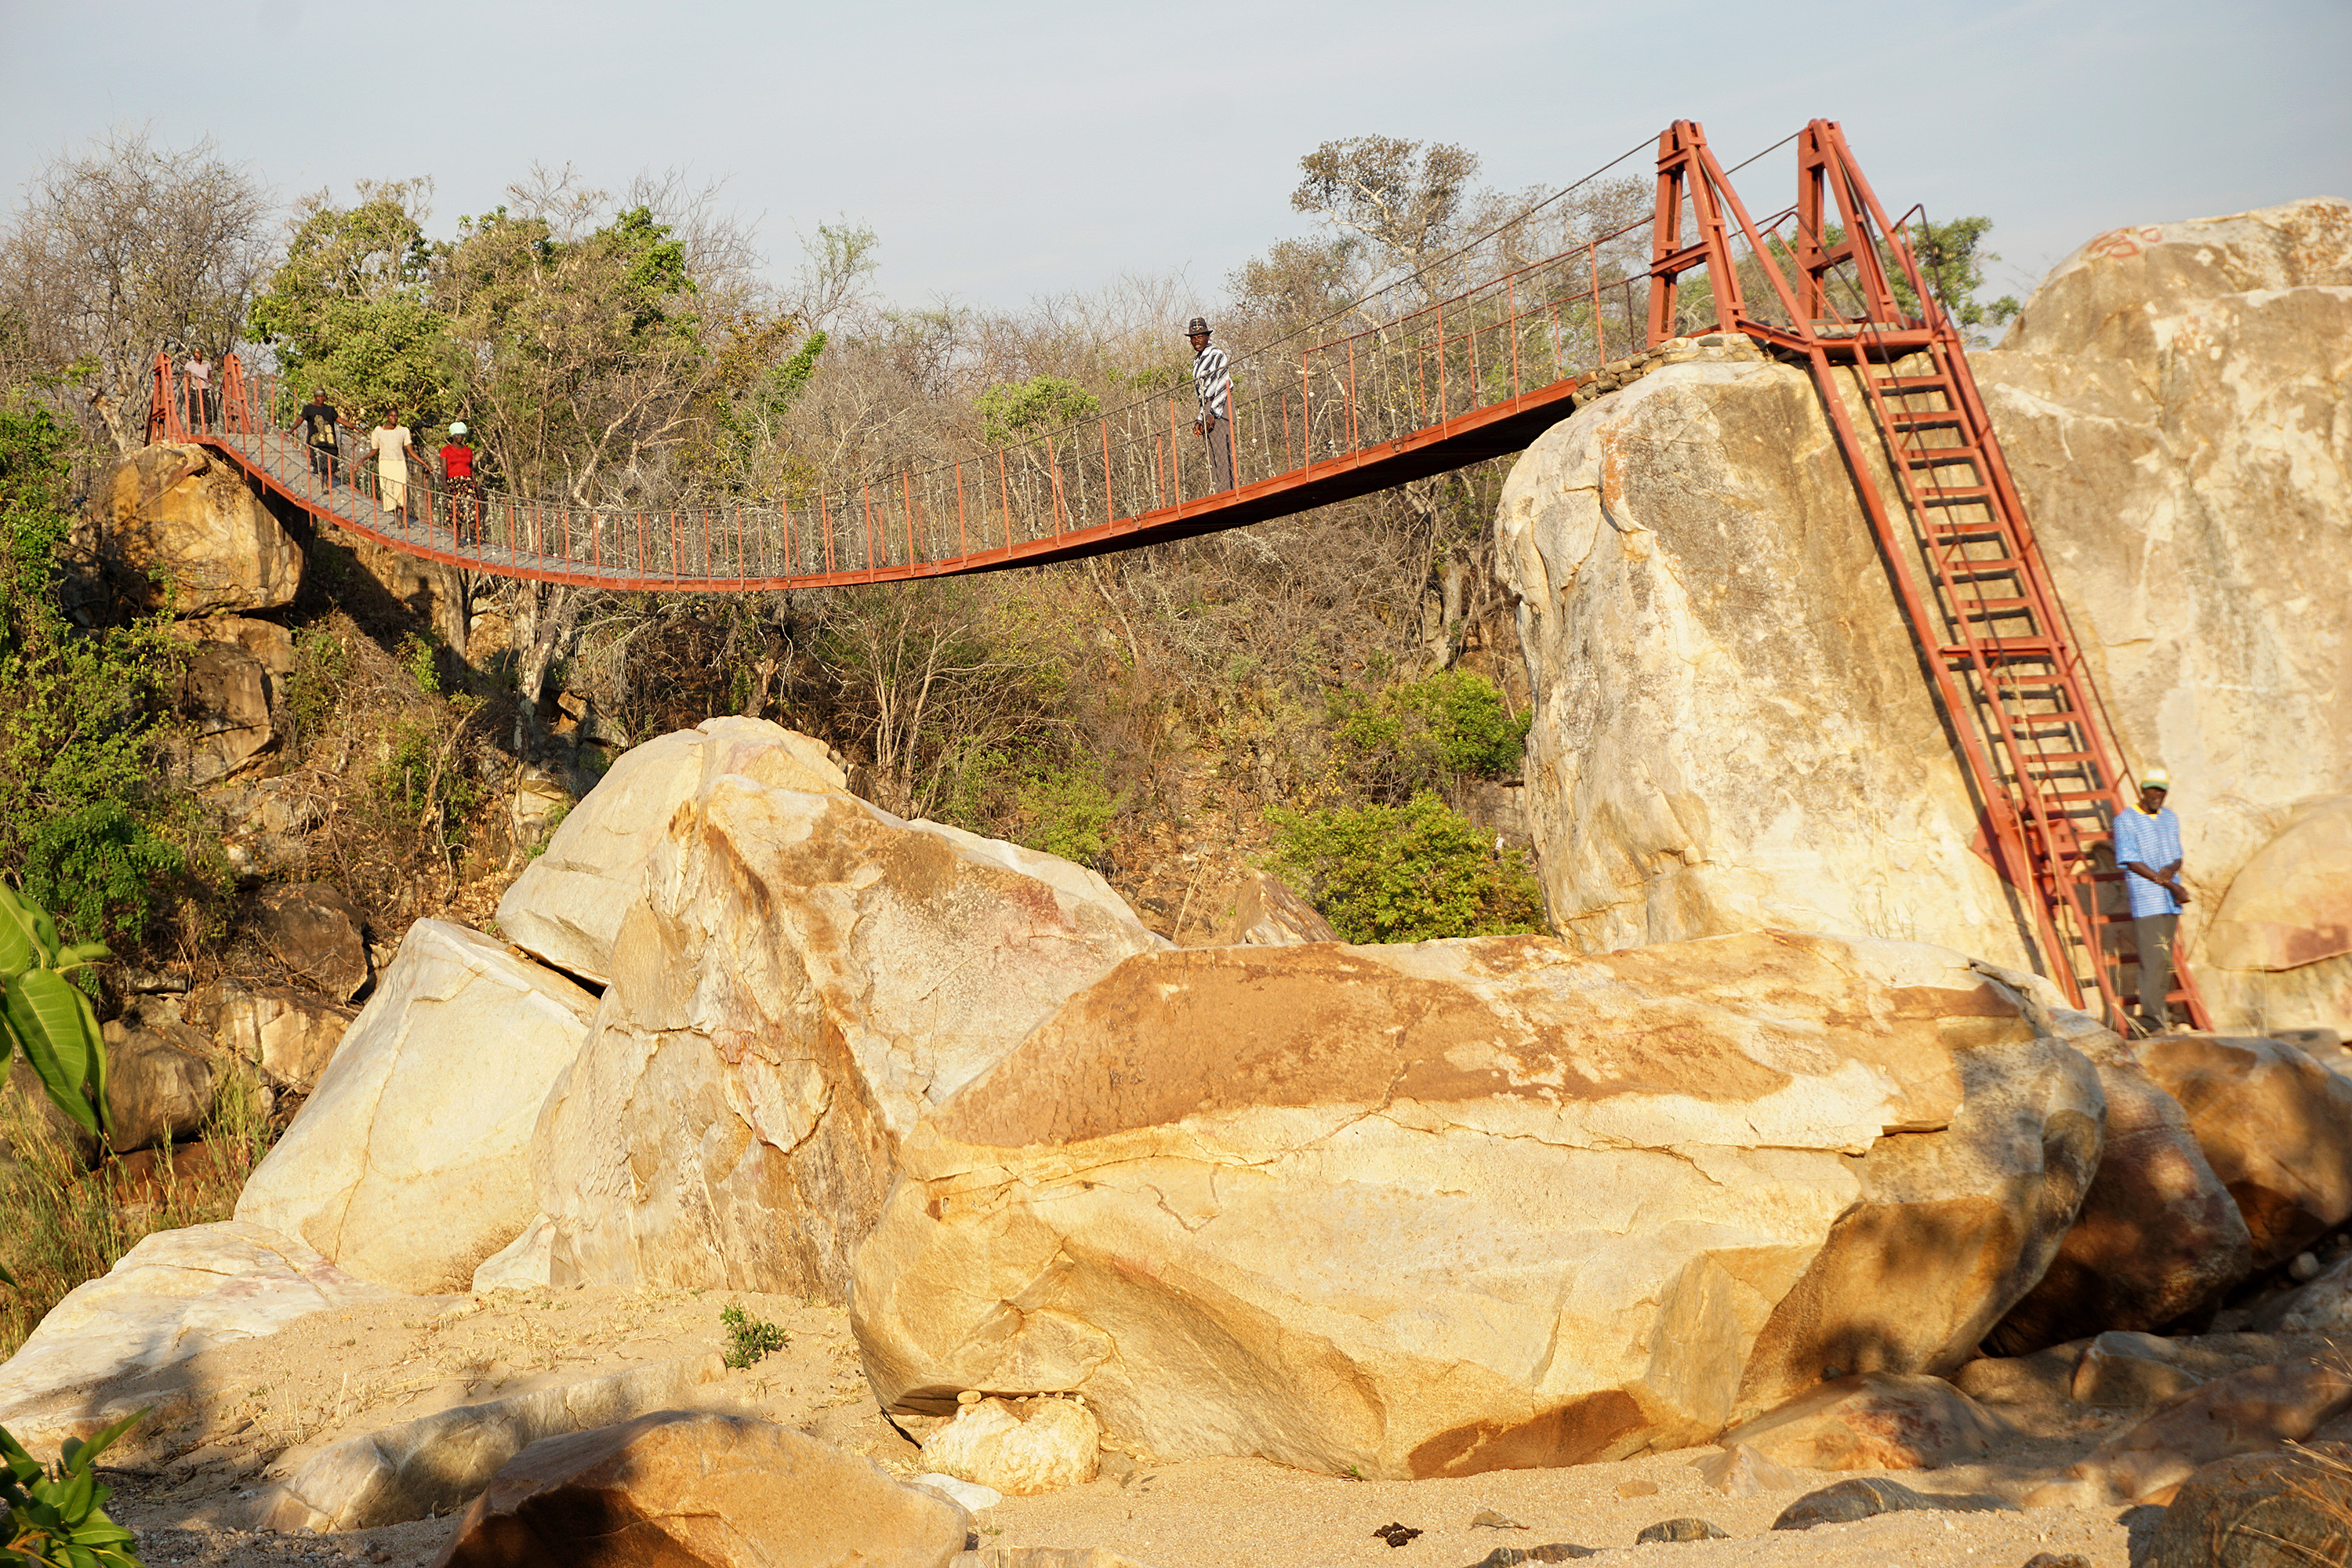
(88, 1283, 2152, 1566)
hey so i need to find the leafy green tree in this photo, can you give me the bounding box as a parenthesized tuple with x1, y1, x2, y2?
(1268, 789, 1544, 943)
(247, 181, 454, 423)
(975, 376, 1102, 446)
(1907, 215, 2023, 336)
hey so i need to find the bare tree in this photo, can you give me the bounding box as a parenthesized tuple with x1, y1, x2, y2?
(1, 128, 272, 450)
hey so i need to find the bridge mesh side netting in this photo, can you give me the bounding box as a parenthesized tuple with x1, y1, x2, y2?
(148, 146, 1683, 590)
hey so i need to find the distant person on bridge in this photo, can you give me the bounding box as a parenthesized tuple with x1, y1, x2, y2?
(1189, 317, 1234, 492)
(183, 351, 212, 432)
(297, 390, 341, 488)
(369, 415, 416, 521)
(441, 422, 480, 543)
(2114, 768, 2188, 1033)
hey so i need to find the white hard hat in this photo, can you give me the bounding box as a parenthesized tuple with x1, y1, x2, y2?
(449, 422, 467, 436)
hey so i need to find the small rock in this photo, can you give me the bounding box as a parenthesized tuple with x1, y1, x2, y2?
(2027, 1355, 2352, 1506)
(100, 1019, 218, 1154)
(2292, 1252, 2323, 1282)
(1771, 1477, 2018, 1530)
(914, 1472, 1003, 1512)
(1718, 1372, 2013, 1471)
(430, 1410, 968, 1567)
(1614, 1478, 1660, 1499)
(1372, 1522, 1422, 1546)
(248, 881, 371, 1000)
(1634, 1518, 1729, 1544)
(1692, 1443, 1801, 1497)
(1464, 1547, 1596, 1566)
(2070, 1332, 2205, 1408)
(2143, 1442, 2352, 1567)
(1470, 1508, 1527, 1529)
(1211, 866, 1338, 946)
(2021, 1555, 2093, 1568)
(921, 1396, 1101, 1496)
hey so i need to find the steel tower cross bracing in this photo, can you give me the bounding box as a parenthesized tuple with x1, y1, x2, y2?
(1644, 117, 2209, 1033)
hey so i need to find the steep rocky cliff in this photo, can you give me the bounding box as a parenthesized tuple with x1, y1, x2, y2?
(1497, 198, 2352, 1029)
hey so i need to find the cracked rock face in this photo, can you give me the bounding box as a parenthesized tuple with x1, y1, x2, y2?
(508, 724, 1163, 1304)
(234, 920, 599, 1294)
(82, 443, 303, 615)
(852, 929, 2101, 1479)
(1495, 199, 2352, 1035)
(1973, 198, 2352, 1031)
(1492, 357, 2042, 971)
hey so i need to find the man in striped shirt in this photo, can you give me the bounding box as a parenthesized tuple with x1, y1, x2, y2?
(2112, 768, 2188, 1033)
(1189, 317, 1234, 492)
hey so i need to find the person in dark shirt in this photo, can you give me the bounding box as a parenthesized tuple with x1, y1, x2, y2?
(440, 422, 480, 543)
(296, 392, 340, 488)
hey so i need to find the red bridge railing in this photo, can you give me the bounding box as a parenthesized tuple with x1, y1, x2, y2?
(145, 212, 1657, 590)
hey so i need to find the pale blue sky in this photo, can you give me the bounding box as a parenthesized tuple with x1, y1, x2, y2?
(3, 0, 2345, 314)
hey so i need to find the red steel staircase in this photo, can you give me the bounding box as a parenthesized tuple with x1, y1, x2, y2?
(1646, 118, 2209, 1032)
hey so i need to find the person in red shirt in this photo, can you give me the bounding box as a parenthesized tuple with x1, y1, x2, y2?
(441, 422, 480, 544)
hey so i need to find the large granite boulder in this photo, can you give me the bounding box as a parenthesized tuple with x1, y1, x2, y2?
(1492, 354, 2041, 969)
(1972, 198, 2352, 1022)
(83, 443, 303, 615)
(853, 930, 2101, 1479)
(2199, 797, 2352, 1036)
(495, 717, 847, 985)
(488, 721, 1164, 1304)
(234, 920, 599, 1293)
(2129, 1033, 2352, 1268)
(1494, 201, 2352, 1034)
(1986, 1010, 2252, 1352)
(0, 1221, 397, 1465)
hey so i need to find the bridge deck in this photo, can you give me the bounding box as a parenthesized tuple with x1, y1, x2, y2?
(154, 221, 1649, 591)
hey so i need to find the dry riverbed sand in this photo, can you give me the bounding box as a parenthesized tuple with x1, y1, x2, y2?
(94, 1284, 2147, 1566)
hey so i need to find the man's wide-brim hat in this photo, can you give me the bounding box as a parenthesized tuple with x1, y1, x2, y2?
(1185, 316, 1210, 336)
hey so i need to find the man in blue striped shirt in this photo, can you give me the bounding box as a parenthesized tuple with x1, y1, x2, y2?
(2112, 768, 2188, 1032)
(1189, 317, 1234, 492)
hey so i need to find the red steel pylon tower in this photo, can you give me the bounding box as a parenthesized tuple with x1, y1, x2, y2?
(1646, 118, 2209, 1033)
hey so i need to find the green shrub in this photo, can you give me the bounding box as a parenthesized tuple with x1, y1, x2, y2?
(1334, 669, 1528, 800)
(0, 395, 196, 948)
(2, 1408, 145, 1567)
(720, 1303, 788, 1369)
(1267, 789, 1545, 944)
(1011, 765, 1116, 866)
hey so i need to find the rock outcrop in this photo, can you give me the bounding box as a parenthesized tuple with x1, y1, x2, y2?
(235, 920, 599, 1293)
(494, 717, 848, 986)
(0, 1221, 397, 1465)
(82, 443, 303, 615)
(1986, 1014, 2252, 1352)
(430, 1411, 971, 1568)
(2200, 797, 2352, 1041)
(488, 718, 1164, 1303)
(2129, 1033, 2352, 1268)
(1493, 354, 2041, 968)
(1496, 199, 2352, 1034)
(854, 930, 2100, 1479)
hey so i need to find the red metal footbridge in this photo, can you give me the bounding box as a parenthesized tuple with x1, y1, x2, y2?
(146, 118, 2204, 1032)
